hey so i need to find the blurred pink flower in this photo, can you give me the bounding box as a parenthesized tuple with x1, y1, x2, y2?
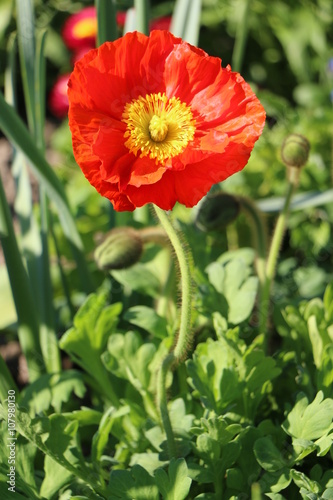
(62, 6, 97, 50)
(150, 16, 171, 31)
(116, 11, 126, 28)
(48, 74, 70, 118)
(62, 6, 171, 51)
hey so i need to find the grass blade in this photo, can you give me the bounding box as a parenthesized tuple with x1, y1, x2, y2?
(35, 29, 61, 372)
(16, 0, 36, 134)
(123, 8, 137, 34)
(95, 0, 118, 45)
(170, 0, 201, 45)
(183, 0, 201, 46)
(0, 91, 80, 249)
(256, 189, 333, 213)
(0, 175, 43, 381)
(34, 29, 47, 150)
(134, 0, 150, 35)
(170, 0, 202, 45)
(231, 0, 251, 72)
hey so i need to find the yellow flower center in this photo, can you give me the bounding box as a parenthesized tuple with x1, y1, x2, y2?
(72, 18, 97, 39)
(122, 92, 196, 164)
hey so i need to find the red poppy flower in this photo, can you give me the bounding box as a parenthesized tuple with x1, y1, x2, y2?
(62, 6, 97, 50)
(68, 30, 265, 211)
(49, 74, 70, 118)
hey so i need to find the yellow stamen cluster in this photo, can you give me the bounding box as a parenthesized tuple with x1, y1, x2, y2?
(122, 92, 196, 164)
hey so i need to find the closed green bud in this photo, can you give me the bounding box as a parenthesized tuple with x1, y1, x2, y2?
(94, 228, 143, 270)
(196, 193, 240, 232)
(281, 134, 310, 168)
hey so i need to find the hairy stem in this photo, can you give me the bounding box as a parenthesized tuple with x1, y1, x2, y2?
(152, 205, 193, 458)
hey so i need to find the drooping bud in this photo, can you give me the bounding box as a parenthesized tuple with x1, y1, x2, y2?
(281, 134, 310, 168)
(195, 193, 240, 232)
(94, 227, 143, 270)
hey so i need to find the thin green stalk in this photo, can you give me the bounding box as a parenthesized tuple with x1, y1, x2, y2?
(238, 196, 267, 289)
(231, 0, 251, 73)
(157, 353, 177, 458)
(153, 207, 192, 360)
(39, 191, 62, 373)
(49, 213, 76, 320)
(35, 29, 61, 373)
(260, 181, 295, 348)
(153, 205, 193, 458)
(134, 0, 150, 35)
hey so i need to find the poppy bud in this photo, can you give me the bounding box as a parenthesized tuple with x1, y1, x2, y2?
(94, 228, 143, 270)
(196, 193, 240, 232)
(281, 134, 310, 168)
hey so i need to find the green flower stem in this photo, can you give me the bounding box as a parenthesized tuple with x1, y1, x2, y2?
(153, 205, 193, 458)
(238, 196, 267, 288)
(157, 353, 177, 458)
(260, 181, 295, 349)
(231, 0, 251, 73)
(153, 207, 192, 360)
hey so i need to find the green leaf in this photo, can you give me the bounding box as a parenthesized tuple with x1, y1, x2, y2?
(92, 406, 129, 463)
(290, 469, 321, 494)
(259, 469, 292, 494)
(19, 370, 86, 414)
(154, 458, 192, 500)
(323, 283, 333, 322)
(292, 439, 317, 461)
(245, 352, 282, 395)
(196, 434, 221, 462)
(254, 437, 289, 472)
(0, 406, 106, 497)
(107, 465, 159, 499)
(282, 391, 333, 441)
(169, 399, 195, 436)
(196, 416, 242, 446)
(124, 306, 168, 338)
(112, 264, 162, 298)
(308, 315, 326, 369)
(317, 345, 333, 398)
(187, 334, 279, 419)
(40, 456, 73, 499)
(322, 489, 333, 499)
(16, 0, 36, 133)
(102, 331, 158, 417)
(59, 294, 122, 405)
(206, 252, 258, 324)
